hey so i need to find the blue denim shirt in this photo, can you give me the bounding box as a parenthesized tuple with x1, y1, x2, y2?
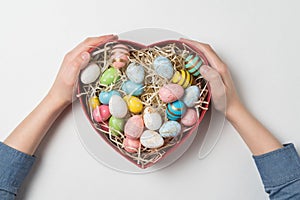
(0, 142, 299, 199)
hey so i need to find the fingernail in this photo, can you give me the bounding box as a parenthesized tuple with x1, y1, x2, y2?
(81, 52, 89, 60)
(200, 65, 210, 75)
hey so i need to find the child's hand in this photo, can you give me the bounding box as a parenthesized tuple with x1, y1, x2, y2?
(180, 38, 241, 118)
(48, 35, 118, 107)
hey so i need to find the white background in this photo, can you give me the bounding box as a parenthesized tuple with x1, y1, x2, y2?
(0, 0, 299, 199)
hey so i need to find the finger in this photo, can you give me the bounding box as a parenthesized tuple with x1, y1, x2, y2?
(180, 38, 224, 71)
(66, 35, 118, 61)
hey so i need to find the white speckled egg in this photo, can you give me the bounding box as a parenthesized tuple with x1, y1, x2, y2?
(109, 95, 128, 118)
(80, 63, 100, 84)
(153, 56, 174, 80)
(140, 130, 164, 149)
(143, 107, 162, 130)
(158, 83, 184, 103)
(126, 62, 145, 84)
(182, 86, 200, 107)
(159, 121, 181, 138)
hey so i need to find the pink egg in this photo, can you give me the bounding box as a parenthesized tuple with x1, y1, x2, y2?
(123, 137, 140, 153)
(159, 83, 184, 103)
(181, 108, 198, 126)
(124, 115, 144, 139)
(110, 44, 129, 69)
(92, 105, 111, 122)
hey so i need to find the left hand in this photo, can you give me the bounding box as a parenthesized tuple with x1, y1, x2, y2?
(48, 35, 118, 107)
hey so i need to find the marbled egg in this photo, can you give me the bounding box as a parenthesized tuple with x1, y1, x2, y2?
(109, 116, 125, 136)
(100, 67, 120, 85)
(171, 69, 193, 88)
(124, 115, 144, 139)
(166, 100, 186, 120)
(80, 63, 100, 84)
(123, 96, 143, 114)
(153, 56, 174, 80)
(110, 44, 130, 69)
(92, 105, 111, 122)
(122, 80, 144, 96)
(109, 95, 128, 118)
(89, 96, 100, 110)
(181, 108, 198, 127)
(158, 83, 184, 103)
(185, 54, 203, 76)
(126, 62, 145, 84)
(159, 121, 181, 138)
(182, 86, 200, 107)
(140, 130, 164, 149)
(123, 138, 140, 153)
(143, 107, 162, 130)
(99, 90, 121, 105)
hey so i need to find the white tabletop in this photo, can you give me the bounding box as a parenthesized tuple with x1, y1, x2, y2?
(1, 0, 299, 199)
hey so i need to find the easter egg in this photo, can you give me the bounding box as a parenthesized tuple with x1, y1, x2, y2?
(182, 86, 200, 107)
(109, 95, 128, 118)
(92, 105, 111, 122)
(89, 96, 100, 110)
(110, 44, 130, 69)
(109, 116, 125, 136)
(100, 67, 120, 85)
(99, 90, 121, 105)
(158, 83, 184, 103)
(159, 121, 181, 138)
(185, 54, 203, 76)
(124, 115, 144, 139)
(166, 100, 186, 120)
(181, 108, 198, 127)
(126, 62, 145, 84)
(123, 138, 140, 153)
(140, 130, 164, 149)
(143, 107, 162, 130)
(153, 56, 174, 80)
(123, 96, 143, 114)
(171, 69, 193, 88)
(122, 80, 144, 96)
(80, 63, 100, 84)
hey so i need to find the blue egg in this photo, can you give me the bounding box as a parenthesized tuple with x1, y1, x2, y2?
(126, 62, 145, 84)
(122, 80, 144, 96)
(185, 54, 203, 76)
(166, 100, 186, 120)
(159, 121, 181, 138)
(99, 90, 121, 104)
(153, 56, 174, 80)
(182, 86, 200, 107)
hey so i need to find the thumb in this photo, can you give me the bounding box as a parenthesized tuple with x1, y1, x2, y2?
(200, 65, 226, 112)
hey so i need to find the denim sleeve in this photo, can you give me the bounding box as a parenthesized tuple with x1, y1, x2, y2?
(253, 143, 300, 200)
(0, 142, 36, 199)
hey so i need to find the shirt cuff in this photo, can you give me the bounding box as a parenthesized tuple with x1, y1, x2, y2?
(253, 143, 300, 188)
(0, 142, 36, 195)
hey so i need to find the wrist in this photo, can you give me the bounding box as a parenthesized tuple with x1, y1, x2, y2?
(226, 100, 248, 123)
(44, 92, 69, 113)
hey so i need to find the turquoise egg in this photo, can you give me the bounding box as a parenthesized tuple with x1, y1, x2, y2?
(185, 54, 203, 76)
(182, 86, 200, 107)
(122, 80, 144, 96)
(153, 56, 174, 80)
(99, 90, 121, 104)
(126, 62, 145, 84)
(166, 100, 186, 120)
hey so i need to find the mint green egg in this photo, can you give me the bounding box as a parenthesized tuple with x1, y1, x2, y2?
(100, 67, 120, 85)
(109, 116, 125, 136)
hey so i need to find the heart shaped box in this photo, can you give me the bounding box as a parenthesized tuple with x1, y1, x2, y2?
(77, 39, 211, 169)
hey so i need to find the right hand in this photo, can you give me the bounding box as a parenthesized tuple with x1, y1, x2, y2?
(180, 38, 242, 119)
